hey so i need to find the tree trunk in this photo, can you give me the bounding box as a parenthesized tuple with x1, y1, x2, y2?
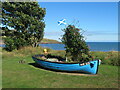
(32, 42, 39, 47)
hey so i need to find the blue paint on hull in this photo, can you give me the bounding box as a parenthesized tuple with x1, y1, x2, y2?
(32, 55, 99, 74)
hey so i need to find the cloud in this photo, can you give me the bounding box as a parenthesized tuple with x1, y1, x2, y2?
(44, 31, 63, 36)
(44, 31, 118, 42)
(84, 31, 118, 36)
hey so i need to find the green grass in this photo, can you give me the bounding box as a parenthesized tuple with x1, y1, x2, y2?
(2, 47, 119, 88)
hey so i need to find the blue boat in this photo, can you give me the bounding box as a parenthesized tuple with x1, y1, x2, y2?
(32, 54, 100, 74)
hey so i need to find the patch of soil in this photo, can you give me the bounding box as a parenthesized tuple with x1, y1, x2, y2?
(56, 72, 98, 76)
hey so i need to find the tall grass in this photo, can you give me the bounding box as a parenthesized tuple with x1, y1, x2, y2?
(2, 46, 119, 66)
(2, 46, 52, 58)
(91, 51, 119, 66)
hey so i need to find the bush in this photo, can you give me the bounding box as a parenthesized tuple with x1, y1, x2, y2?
(4, 37, 29, 51)
(61, 25, 92, 62)
(4, 37, 16, 51)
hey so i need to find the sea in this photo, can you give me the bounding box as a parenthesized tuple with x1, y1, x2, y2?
(40, 42, 119, 52)
(0, 42, 119, 52)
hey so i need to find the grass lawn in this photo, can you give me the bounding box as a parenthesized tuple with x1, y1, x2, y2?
(2, 47, 119, 88)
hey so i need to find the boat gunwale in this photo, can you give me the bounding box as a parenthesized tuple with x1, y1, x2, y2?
(32, 54, 98, 64)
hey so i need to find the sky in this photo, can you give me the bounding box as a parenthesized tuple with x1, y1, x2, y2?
(38, 2, 118, 42)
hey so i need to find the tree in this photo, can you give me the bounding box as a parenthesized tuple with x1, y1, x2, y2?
(61, 25, 92, 62)
(2, 2, 46, 51)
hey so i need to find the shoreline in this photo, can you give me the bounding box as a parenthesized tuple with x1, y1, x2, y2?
(0, 45, 118, 52)
(0, 42, 119, 52)
(39, 41, 62, 44)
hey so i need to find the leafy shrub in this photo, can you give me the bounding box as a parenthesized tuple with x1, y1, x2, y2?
(4, 37, 28, 51)
(61, 25, 92, 62)
(4, 37, 16, 51)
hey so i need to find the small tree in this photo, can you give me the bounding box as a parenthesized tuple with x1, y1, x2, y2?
(61, 25, 92, 62)
(2, 2, 46, 51)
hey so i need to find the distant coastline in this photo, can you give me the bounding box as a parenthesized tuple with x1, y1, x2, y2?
(0, 38, 119, 45)
(40, 38, 62, 44)
(0, 40, 119, 45)
(0, 40, 119, 51)
(0, 38, 62, 45)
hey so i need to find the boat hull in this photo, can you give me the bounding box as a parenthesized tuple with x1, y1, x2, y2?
(32, 55, 99, 74)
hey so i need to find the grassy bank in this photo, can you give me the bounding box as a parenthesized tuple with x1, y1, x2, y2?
(40, 38, 61, 44)
(2, 47, 119, 88)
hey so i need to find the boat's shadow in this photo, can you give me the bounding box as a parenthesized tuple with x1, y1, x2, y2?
(28, 63, 91, 75)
